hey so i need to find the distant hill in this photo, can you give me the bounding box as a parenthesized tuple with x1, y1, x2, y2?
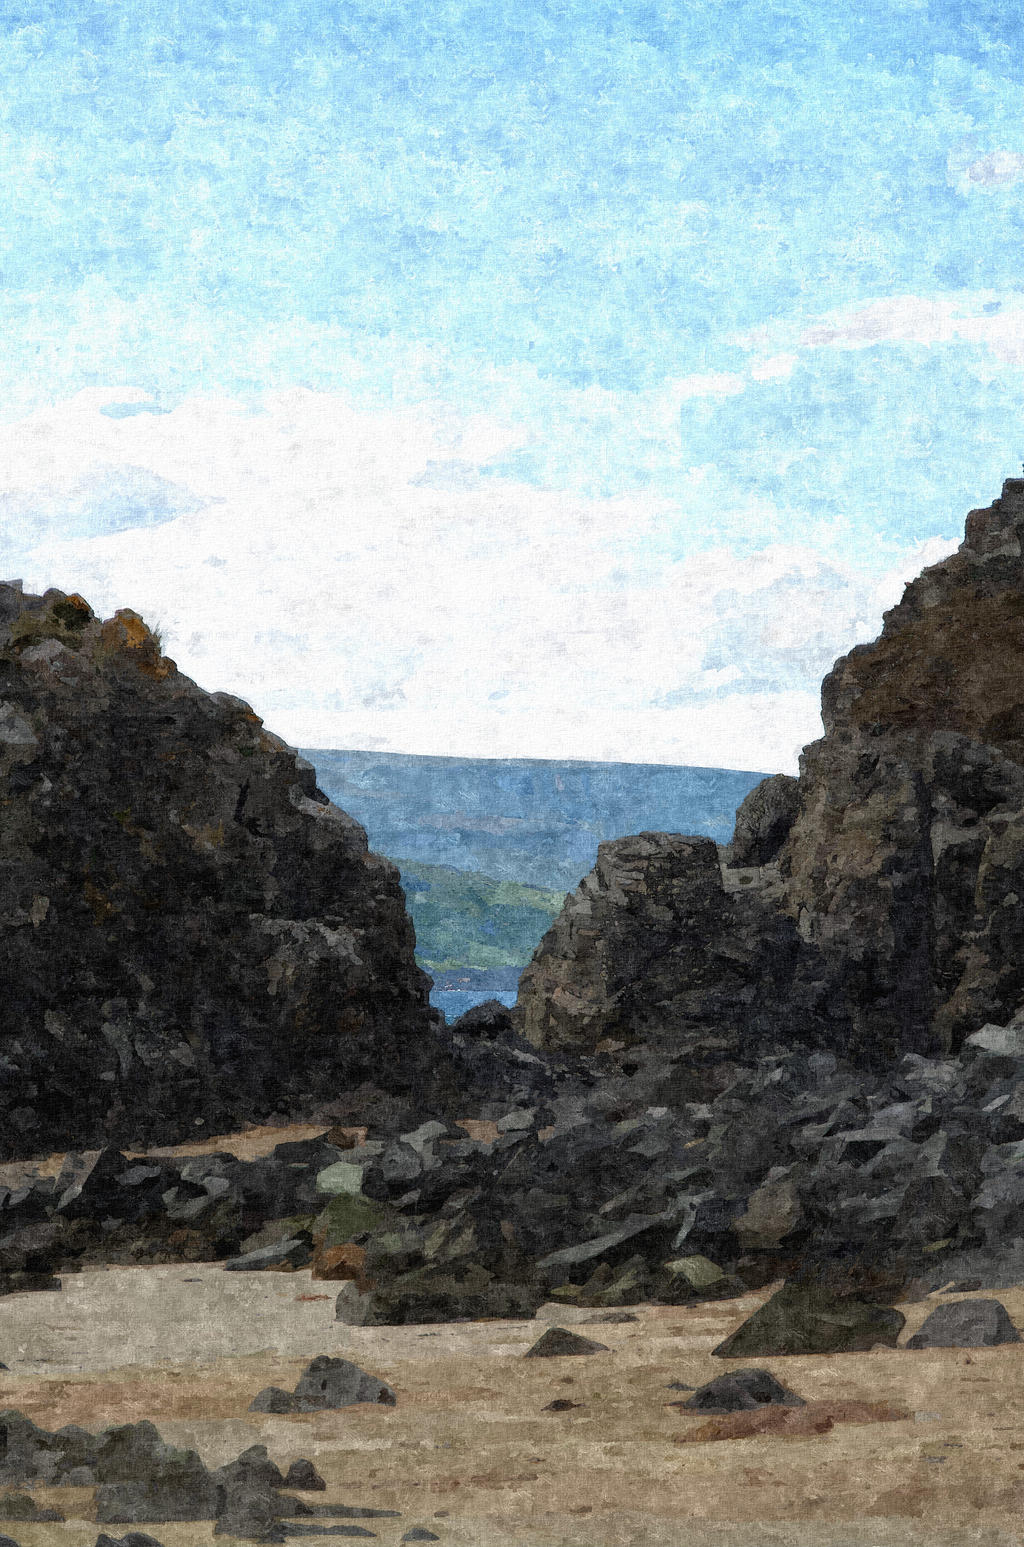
(301, 749, 769, 1020)
(396, 860, 563, 972)
(302, 749, 768, 892)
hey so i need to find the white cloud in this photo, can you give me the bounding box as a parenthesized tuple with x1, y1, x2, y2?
(951, 150, 1024, 193)
(795, 293, 1024, 366)
(750, 353, 798, 381)
(3, 389, 954, 774)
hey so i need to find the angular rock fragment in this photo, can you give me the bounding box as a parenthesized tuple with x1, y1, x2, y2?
(524, 1327, 609, 1357)
(224, 1238, 313, 1272)
(712, 1282, 905, 1357)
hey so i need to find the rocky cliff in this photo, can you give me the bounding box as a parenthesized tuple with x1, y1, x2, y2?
(516, 479, 1024, 1065)
(0, 582, 433, 1155)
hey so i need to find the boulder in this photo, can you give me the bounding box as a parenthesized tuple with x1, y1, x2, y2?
(335, 1266, 538, 1326)
(712, 1282, 905, 1357)
(291, 1357, 396, 1410)
(679, 1369, 805, 1413)
(450, 999, 515, 1039)
(249, 1388, 301, 1415)
(514, 832, 807, 1052)
(906, 1297, 1020, 1348)
(524, 1327, 609, 1357)
(0, 1493, 64, 1520)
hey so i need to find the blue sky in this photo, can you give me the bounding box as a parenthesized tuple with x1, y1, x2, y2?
(3, 0, 1024, 767)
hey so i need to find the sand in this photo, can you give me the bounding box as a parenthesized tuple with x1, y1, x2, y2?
(1, 1266, 1023, 1546)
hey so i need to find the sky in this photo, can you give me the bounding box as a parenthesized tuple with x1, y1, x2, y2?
(3, 0, 1024, 772)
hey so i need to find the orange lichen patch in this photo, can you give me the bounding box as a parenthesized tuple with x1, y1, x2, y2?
(677, 1398, 912, 1443)
(311, 1241, 369, 1284)
(99, 608, 174, 679)
(56, 593, 93, 621)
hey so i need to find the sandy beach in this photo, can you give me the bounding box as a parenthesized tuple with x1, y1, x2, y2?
(1, 1265, 1023, 1547)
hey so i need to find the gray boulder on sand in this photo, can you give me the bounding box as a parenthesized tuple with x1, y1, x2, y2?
(97, 1534, 167, 1547)
(524, 1326, 609, 1357)
(712, 1282, 905, 1357)
(906, 1298, 1021, 1348)
(680, 1368, 805, 1412)
(292, 1355, 396, 1410)
(95, 1535, 167, 1547)
(250, 1356, 396, 1414)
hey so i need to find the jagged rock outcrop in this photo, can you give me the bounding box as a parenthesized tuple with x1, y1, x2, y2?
(0, 582, 433, 1155)
(515, 479, 1024, 1065)
(514, 832, 818, 1054)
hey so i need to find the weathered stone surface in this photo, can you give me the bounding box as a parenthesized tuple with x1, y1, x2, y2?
(905, 1297, 1020, 1348)
(95, 1534, 166, 1547)
(0, 583, 433, 1156)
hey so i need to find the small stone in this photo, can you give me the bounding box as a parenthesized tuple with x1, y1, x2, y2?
(224, 1238, 312, 1272)
(543, 1398, 581, 1412)
(402, 1531, 441, 1543)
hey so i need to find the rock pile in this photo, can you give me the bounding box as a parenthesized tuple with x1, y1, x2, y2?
(0, 1413, 392, 1541)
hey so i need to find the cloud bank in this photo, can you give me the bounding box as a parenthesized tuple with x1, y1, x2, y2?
(5, 391, 956, 774)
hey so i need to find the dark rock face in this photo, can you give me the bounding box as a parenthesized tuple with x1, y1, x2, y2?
(0, 583, 433, 1155)
(515, 480, 1024, 1066)
(905, 1297, 1020, 1349)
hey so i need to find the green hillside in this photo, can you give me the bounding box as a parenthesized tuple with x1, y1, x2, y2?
(397, 861, 564, 972)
